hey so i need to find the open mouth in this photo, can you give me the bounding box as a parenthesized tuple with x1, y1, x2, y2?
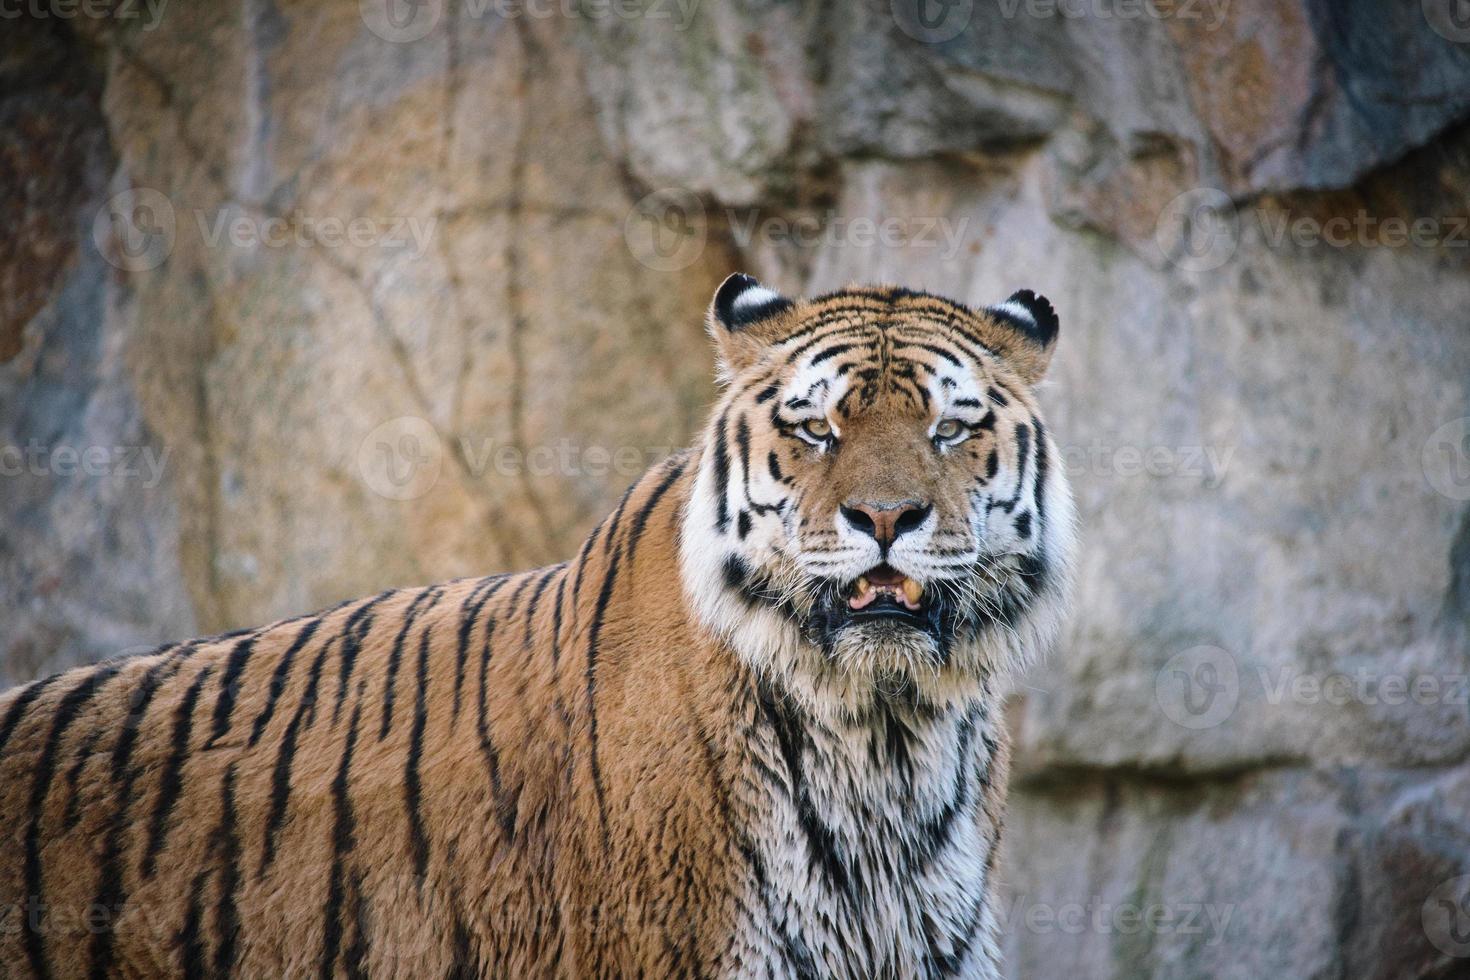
(845, 563, 928, 627)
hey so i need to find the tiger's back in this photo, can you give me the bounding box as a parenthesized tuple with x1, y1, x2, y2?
(0, 453, 740, 977)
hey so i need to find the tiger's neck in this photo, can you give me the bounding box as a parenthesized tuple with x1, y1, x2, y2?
(724, 679, 1007, 978)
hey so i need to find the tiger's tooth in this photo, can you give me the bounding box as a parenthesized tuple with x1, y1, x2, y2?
(902, 578, 923, 605)
(856, 576, 870, 596)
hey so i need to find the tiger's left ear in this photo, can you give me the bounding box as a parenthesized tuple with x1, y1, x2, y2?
(706, 273, 796, 381)
(982, 289, 1060, 385)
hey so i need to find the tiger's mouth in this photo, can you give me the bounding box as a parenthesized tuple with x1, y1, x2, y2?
(842, 563, 930, 630)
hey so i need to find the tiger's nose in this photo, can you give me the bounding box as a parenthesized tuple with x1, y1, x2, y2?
(840, 500, 933, 553)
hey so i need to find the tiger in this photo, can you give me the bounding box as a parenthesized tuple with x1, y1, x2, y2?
(0, 273, 1076, 979)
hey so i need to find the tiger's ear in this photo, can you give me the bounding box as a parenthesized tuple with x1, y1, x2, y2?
(706, 273, 795, 381)
(981, 289, 1060, 385)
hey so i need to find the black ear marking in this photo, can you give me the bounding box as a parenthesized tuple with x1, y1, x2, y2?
(989, 289, 1059, 347)
(713, 273, 793, 330)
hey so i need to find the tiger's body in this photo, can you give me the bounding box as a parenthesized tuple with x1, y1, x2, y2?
(0, 277, 1075, 978)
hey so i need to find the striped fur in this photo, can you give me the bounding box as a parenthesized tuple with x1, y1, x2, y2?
(0, 279, 1075, 978)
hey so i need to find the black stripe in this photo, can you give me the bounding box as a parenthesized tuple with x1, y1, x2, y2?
(259, 637, 335, 877)
(178, 869, 211, 977)
(1032, 417, 1049, 534)
(0, 674, 61, 757)
(334, 590, 395, 724)
(23, 664, 122, 978)
(60, 727, 103, 831)
(549, 574, 567, 666)
(453, 577, 509, 721)
(141, 663, 215, 879)
(87, 648, 192, 979)
(757, 686, 853, 901)
(248, 617, 322, 747)
(206, 634, 257, 747)
(809, 341, 859, 365)
(380, 588, 442, 741)
(343, 871, 370, 980)
(404, 624, 433, 879)
(625, 457, 688, 566)
(475, 618, 518, 840)
(321, 679, 367, 979)
(712, 409, 731, 532)
(585, 543, 623, 849)
(523, 565, 558, 649)
(212, 763, 243, 976)
(734, 415, 752, 502)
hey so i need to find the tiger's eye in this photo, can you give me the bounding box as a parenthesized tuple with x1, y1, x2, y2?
(800, 418, 833, 441)
(934, 419, 964, 441)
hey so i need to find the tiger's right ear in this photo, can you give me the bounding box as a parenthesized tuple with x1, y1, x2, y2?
(706, 273, 795, 381)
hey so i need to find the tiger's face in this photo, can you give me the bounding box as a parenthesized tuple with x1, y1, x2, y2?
(680, 275, 1076, 712)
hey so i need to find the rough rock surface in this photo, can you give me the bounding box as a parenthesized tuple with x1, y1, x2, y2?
(4, 3, 1470, 976)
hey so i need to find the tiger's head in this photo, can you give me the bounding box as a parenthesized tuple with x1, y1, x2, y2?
(679, 275, 1076, 714)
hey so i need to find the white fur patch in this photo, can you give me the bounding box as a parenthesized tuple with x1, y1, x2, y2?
(989, 299, 1036, 327)
(732, 285, 784, 311)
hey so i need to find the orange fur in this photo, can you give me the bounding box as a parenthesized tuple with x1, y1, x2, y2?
(0, 280, 1073, 977)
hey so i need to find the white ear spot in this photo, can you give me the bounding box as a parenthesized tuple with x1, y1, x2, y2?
(733, 286, 783, 311)
(990, 300, 1036, 328)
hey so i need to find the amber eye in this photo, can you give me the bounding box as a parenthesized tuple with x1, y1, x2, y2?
(934, 418, 966, 444)
(798, 418, 834, 444)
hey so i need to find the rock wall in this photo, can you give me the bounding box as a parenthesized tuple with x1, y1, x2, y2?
(4, 2, 1470, 976)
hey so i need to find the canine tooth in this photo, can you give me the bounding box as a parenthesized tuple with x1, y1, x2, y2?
(902, 578, 923, 605)
(856, 576, 870, 595)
